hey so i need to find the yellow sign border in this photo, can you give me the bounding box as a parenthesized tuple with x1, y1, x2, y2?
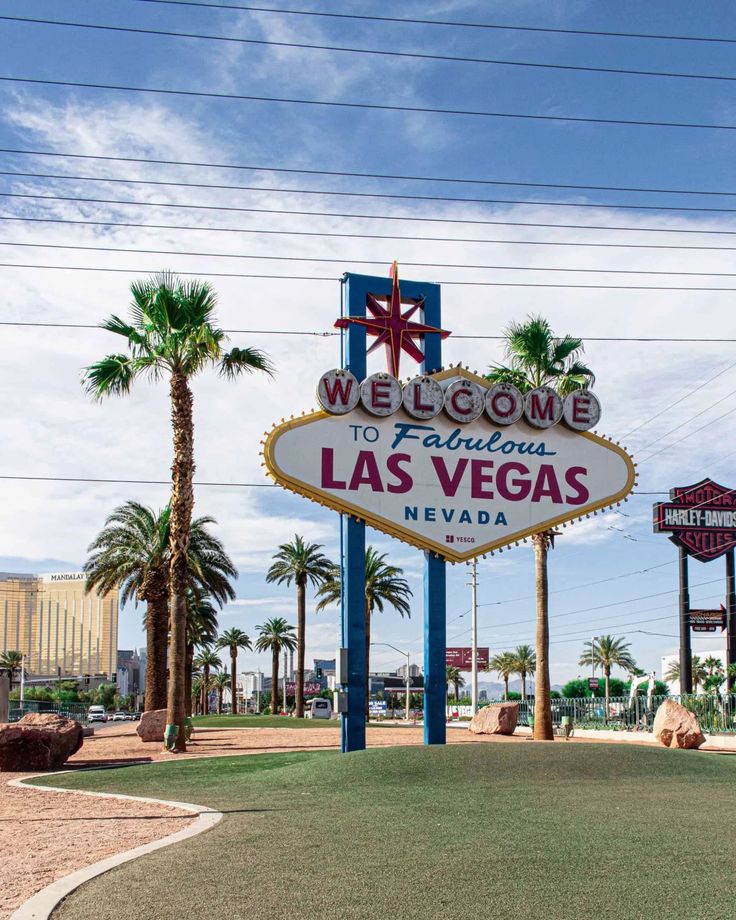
(262, 368, 636, 563)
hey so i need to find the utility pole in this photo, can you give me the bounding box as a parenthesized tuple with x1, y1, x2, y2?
(283, 650, 288, 714)
(20, 654, 25, 705)
(256, 669, 261, 714)
(470, 559, 478, 715)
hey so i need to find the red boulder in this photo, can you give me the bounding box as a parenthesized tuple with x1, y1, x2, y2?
(0, 712, 84, 771)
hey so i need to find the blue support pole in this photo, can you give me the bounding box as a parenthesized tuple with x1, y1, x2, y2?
(421, 283, 446, 745)
(341, 274, 368, 753)
(424, 554, 446, 744)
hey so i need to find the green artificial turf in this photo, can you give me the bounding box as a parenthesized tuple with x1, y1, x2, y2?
(34, 743, 736, 920)
(191, 714, 341, 729)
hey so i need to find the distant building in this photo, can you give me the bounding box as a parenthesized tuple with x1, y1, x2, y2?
(117, 649, 144, 698)
(396, 663, 422, 678)
(0, 571, 118, 680)
(661, 649, 727, 694)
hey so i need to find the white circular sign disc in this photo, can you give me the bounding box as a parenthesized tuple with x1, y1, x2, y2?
(524, 386, 563, 429)
(562, 390, 601, 431)
(360, 373, 403, 416)
(402, 376, 445, 420)
(317, 369, 360, 414)
(485, 383, 524, 425)
(444, 380, 485, 423)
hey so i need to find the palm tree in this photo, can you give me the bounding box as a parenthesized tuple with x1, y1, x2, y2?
(255, 617, 297, 714)
(191, 675, 205, 715)
(579, 635, 637, 703)
(266, 535, 334, 718)
(316, 546, 412, 715)
(446, 666, 465, 703)
(194, 647, 222, 715)
(488, 315, 594, 740)
(664, 656, 708, 694)
(510, 645, 536, 701)
(216, 628, 252, 716)
(0, 650, 23, 691)
(211, 671, 230, 715)
(488, 652, 516, 700)
(186, 593, 219, 717)
(85, 505, 237, 713)
(84, 502, 170, 711)
(83, 271, 272, 751)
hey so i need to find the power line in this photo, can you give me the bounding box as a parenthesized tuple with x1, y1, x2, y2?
(0, 473, 669, 495)
(10, 168, 736, 215)
(11, 238, 736, 277)
(12, 214, 736, 254)
(636, 387, 736, 452)
(5, 261, 736, 290)
(0, 474, 277, 487)
(5, 74, 736, 132)
(131, 1, 736, 45)
(623, 358, 736, 439)
(639, 406, 736, 462)
(1, 321, 734, 345)
(6, 146, 736, 199)
(9, 187, 736, 236)
(6, 14, 736, 85)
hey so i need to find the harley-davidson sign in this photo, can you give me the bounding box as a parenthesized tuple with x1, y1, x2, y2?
(264, 367, 635, 563)
(653, 478, 736, 561)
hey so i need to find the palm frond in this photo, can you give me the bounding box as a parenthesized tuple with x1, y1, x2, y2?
(219, 346, 275, 380)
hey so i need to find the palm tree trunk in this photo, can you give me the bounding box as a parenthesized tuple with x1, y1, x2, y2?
(202, 665, 210, 715)
(231, 649, 237, 715)
(143, 576, 168, 711)
(532, 533, 553, 741)
(454, 680, 460, 703)
(271, 647, 279, 714)
(605, 667, 611, 723)
(166, 372, 195, 752)
(185, 641, 194, 717)
(295, 578, 306, 719)
(365, 600, 372, 719)
(217, 688, 223, 715)
(504, 675, 509, 700)
(521, 672, 527, 701)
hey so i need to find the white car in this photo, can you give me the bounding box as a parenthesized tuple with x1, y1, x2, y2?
(111, 711, 129, 722)
(87, 706, 107, 723)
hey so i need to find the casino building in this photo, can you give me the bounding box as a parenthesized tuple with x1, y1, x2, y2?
(0, 571, 118, 680)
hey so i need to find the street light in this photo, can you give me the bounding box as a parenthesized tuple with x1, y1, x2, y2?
(371, 642, 411, 722)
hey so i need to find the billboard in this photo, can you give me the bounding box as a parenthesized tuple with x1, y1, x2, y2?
(285, 682, 322, 696)
(264, 368, 635, 562)
(446, 647, 490, 670)
(689, 608, 726, 633)
(653, 479, 736, 561)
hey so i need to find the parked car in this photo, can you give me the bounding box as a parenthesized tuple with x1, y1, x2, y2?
(112, 711, 129, 722)
(305, 698, 332, 719)
(88, 705, 107, 723)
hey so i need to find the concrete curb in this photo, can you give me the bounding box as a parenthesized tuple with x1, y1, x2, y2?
(7, 772, 223, 920)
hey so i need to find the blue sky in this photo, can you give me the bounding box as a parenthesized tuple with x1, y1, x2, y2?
(1, 0, 736, 684)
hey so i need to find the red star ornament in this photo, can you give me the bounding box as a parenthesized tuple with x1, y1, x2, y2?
(335, 262, 451, 377)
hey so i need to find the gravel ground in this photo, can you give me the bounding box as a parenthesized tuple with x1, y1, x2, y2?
(0, 770, 192, 919)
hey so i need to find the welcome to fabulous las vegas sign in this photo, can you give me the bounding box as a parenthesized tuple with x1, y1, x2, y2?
(262, 264, 636, 563)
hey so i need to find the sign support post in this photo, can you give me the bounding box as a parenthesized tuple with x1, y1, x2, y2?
(727, 549, 736, 692)
(341, 274, 368, 754)
(421, 285, 446, 745)
(678, 546, 693, 694)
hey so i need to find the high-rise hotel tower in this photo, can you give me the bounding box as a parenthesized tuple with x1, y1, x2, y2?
(0, 572, 118, 679)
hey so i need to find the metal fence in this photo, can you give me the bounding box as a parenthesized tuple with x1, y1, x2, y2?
(485, 694, 736, 734)
(8, 699, 89, 724)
